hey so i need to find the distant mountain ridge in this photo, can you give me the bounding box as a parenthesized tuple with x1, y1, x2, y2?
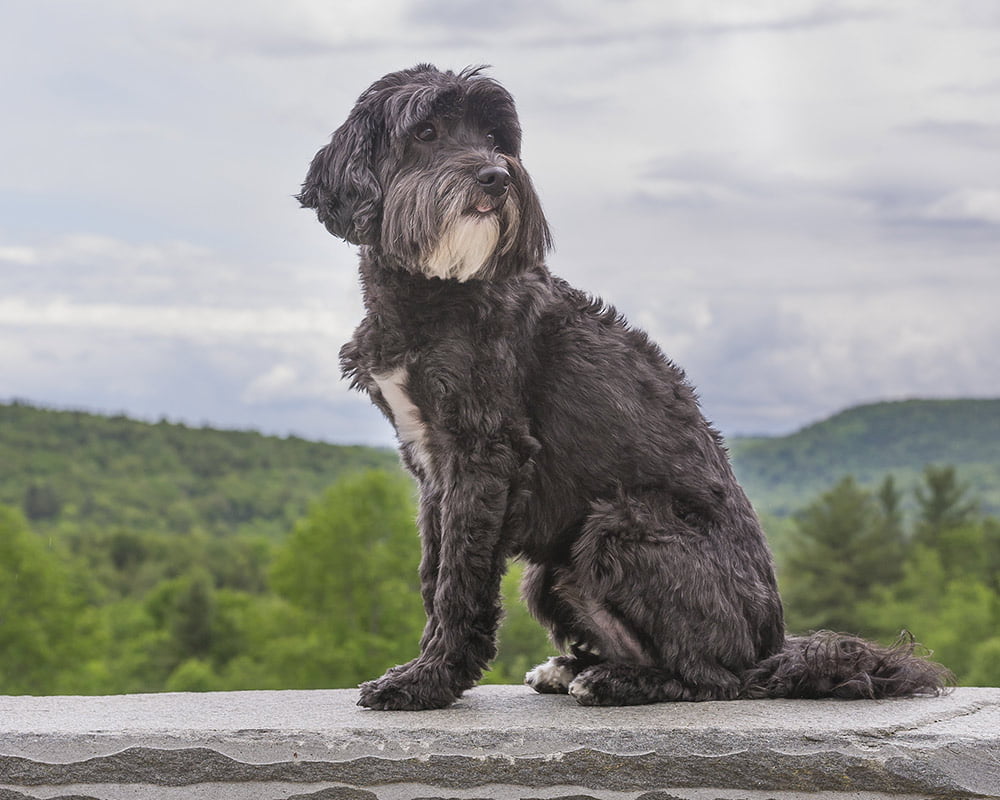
(2, 398, 997, 531)
(729, 398, 1000, 517)
(0, 400, 399, 537)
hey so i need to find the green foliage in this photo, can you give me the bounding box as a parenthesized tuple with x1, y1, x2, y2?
(23, 483, 61, 521)
(270, 469, 426, 686)
(0, 506, 97, 693)
(914, 464, 978, 548)
(779, 476, 904, 635)
(731, 398, 1000, 517)
(782, 466, 1000, 685)
(3, 399, 1000, 694)
(0, 400, 400, 539)
(858, 544, 1000, 685)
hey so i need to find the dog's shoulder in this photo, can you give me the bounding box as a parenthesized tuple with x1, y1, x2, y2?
(529, 273, 647, 349)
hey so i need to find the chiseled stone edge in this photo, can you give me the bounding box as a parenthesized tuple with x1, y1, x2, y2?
(0, 742, 986, 796)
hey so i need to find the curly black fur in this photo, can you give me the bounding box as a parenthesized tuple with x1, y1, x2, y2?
(298, 64, 952, 710)
(741, 630, 953, 700)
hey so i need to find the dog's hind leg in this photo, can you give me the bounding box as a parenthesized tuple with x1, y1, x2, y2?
(550, 490, 750, 705)
(521, 562, 604, 693)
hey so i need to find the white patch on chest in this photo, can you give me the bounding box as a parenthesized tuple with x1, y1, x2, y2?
(422, 214, 500, 281)
(372, 367, 430, 472)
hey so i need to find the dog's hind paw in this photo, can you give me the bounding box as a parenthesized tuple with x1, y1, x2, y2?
(568, 663, 697, 705)
(525, 656, 575, 694)
(567, 676, 595, 704)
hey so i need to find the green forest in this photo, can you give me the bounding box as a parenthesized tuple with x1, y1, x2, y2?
(1, 399, 998, 695)
(730, 398, 1000, 517)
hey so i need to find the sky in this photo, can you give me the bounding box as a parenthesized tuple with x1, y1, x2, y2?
(1, 0, 998, 447)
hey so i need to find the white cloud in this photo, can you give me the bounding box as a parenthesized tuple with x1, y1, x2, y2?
(242, 363, 301, 404)
(922, 188, 1000, 225)
(0, 297, 351, 340)
(0, 247, 38, 265)
(1, 1, 998, 442)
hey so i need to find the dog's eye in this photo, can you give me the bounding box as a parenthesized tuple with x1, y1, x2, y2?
(485, 131, 496, 147)
(414, 123, 438, 142)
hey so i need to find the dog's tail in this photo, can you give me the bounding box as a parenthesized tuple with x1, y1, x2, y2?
(740, 630, 954, 699)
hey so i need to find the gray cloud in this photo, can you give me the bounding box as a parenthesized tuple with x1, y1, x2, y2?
(1, 1, 997, 444)
(898, 120, 1000, 150)
(405, 0, 882, 47)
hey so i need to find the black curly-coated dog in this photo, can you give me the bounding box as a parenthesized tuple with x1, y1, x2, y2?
(298, 64, 951, 710)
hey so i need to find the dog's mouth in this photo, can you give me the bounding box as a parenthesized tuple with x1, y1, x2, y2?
(470, 197, 504, 215)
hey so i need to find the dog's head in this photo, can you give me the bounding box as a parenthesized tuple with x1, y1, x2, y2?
(298, 64, 552, 281)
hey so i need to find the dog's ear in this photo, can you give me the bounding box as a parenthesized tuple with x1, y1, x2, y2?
(497, 155, 553, 274)
(515, 166, 554, 264)
(297, 107, 383, 246)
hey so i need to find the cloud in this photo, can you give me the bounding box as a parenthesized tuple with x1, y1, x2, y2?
(406, 0, 568, 32)
(0, 324, 388, 444)
(638, 151, 826, 213)
(0, 231, 363, 313)
(0, 297, 351, 341)
(899, 120, 1000, 150)
(0, 246, 38, 265)
(1, 1, 998, 445)
(405, 0, 880, 45)
(242, 363, 302, 404)
(920, 189, 1000, 225)
(675, 284, 1000, 436)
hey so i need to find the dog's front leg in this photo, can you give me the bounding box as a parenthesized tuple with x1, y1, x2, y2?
(358, 446, 512, 710)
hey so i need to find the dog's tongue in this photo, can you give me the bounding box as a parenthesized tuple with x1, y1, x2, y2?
(475, 200, 494, 213)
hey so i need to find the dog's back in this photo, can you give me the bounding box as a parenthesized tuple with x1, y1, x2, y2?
(500, 271, 789, 702)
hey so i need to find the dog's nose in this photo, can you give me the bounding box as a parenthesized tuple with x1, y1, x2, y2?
(476, 165, 510, 197)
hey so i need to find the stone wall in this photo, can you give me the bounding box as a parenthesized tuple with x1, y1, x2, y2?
(1, 685, 998, 799)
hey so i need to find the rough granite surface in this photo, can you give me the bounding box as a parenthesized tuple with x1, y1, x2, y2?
(0, 685, 997, 800)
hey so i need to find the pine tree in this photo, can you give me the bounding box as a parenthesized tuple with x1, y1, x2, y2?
(914, 464, 977, 548)
(780, 476, 905, 635)
(876, 474, 904, 540)
(171, 570, 217, 659)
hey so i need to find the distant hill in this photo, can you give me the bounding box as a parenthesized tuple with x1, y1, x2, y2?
(729, 398, 1000, 517)
(0, 401, 399, 537)
(3, 398, 998, 537)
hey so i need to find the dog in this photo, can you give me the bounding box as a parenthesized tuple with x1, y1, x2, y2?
(298, 64, 951, 710)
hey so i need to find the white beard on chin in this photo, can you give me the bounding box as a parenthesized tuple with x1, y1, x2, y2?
(422, 214, 500, 282)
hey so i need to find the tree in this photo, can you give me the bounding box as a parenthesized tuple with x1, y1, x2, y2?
(171, 570, 218, 659)
(780, 476, 905, 635)
(914, 464, 977, 548)
(0, 505, 91, 693)
(876, 474, 905, 542)
(23, 483, 61, 521)
(269, 470, 425, 687)
(858, 484, 1000, 686)
(860, 544, 998, 683)
(966, 636, 1000, 687)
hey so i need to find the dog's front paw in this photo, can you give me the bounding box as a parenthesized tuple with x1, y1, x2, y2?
(357, 665, 459, 711)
